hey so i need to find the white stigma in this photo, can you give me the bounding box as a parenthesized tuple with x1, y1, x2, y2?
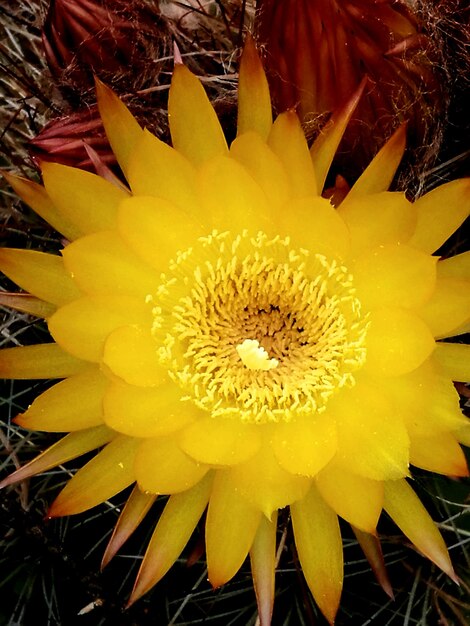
(236, 339, 279, 371)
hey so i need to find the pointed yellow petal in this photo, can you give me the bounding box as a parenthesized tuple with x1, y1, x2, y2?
(179, 417, 261, 466)
(48, 436, 139, 517)
(1, 171, 81, 240)
(347, 124, 407, 199)
(227, 441, 311, 517)
(230, 132, 290, 210)
(206, 471, 262, 587)
(381, 359, 467, 437)
(418, 277, 470, 338)
(127, 129, 199, 211)
(352, 528, 394, 599)
(268, 111, 317, 197)
(410, 433, 468, 476)
(168, 64, 228, 165)
(198, 155, 273, 233)
(62, 230, 158, 298)
(272, 414, 337, 477)
(48, 295, 150, 362)
(316, 464, 383, 533)
(353, 244, 437, 311)
(237, 35, 272, 139)
(135, 436, 208, 494)
(103, 380, 195, 438)
(277, 196, 350, 259)
(338, 192, 417, 256)
(95, 77, 142, 178)
(310, 78, 366, 192)
(250, 512, 278, 626)
(16, 367, 107, 432)
(408, 179, 470, 254)
(102, 486, 156, 569)
(330, 380, 410, 480)
(0, 425, 115, 489)
(42, 162, 128, 234)
(117, 196, 204, 272)
(383, 479, 457, 581)
(455, 424, 470, 447)
(0, 293, 55, 318)
(437, 251, 470, 280)
(129, 474, 213, 604)
(103, 324, 168, 387)
(0, 249, 80, 306)
(0, 343, 86, 379)
(291, 484, 343, 625)
(434, 342, 470, 382)
(365, 307, 435, 377)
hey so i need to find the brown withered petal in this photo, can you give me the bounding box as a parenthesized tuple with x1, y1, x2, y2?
(43, 0, 169, 101)
(256, 0, 444, 183)
(28, 106, 115, 172)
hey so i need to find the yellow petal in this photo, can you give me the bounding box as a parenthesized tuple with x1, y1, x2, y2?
(135, 436, 208, 493)
(117, 196, 204, 272)
(433, 342, 470, 382)
(338, 192, 417, 256)
(410, 433, 468, 476)
(0, 425, 115, 489)
(127, 129, 199, 211)
(268, 111, 317, 197)
(0, 343, 86, 379)
(0, 248, 81, 306)
(103, 380, 195, 438)
(129, 474, 213, 604)
(277, 196, 350, 259)
(383, 479, 457, 581)
(353, 244, 437, 311)
(198, 155, 273, 233)
(179, 417, 261, 466)
(347, 124, 407, 200)
(206, 471, 262, 587)
(1, 171, 81, 240)
(48, 436, 139, 517)
(455, 424, 470, 447)
(102, 486, 157, 569)
(0, 293, 55, 319)
(417, 277, 470, 338)
(95, 77, 142, 178)
(330, 380, 410, 480)
(250, 512, 277, 626)
(102, 324, 167, 387)
(310, 79, 365, 193)
(272, 414, 337, 477)
(16, 367, 107, 432)
(437, 251, 470, 280)
(42, 162, 128, 234)
(227, 439, 311, 517)
(365, 307, 435, 376)
(408, 179, 470, 254)
(315, 464, 383, 533)
(381, 359, 467, 437)
(237, 35, 272, 139)
(62, 230, 158, 298)
(291, 484, 343, 625)
(48, 295, 150, 362)
(230, 132, 289, 211)
(352, 528, 394, 599)
(168, 64, 228, 165)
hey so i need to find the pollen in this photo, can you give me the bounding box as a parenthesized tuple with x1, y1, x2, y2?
(151, 231, 368, 423)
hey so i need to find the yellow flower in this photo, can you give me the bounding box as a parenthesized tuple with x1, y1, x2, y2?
(1, 38, 469, 625)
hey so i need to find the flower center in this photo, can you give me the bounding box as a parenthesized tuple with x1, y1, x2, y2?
(151, 231, 368, 424)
